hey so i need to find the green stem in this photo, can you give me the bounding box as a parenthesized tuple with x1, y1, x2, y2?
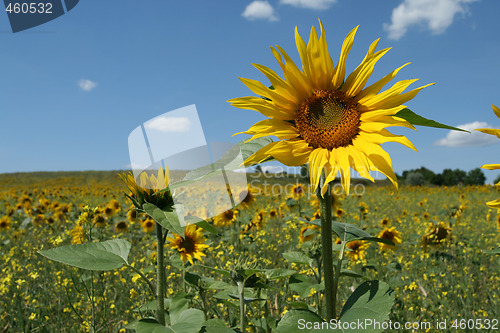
(317, 174, 335, 320)
(238, 282, 246, 332)
(155, 222, 166, 326)
(333, 240, 346, 312)
(127, 264, 156, 296)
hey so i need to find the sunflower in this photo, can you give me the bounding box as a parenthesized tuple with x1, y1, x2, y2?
(115, 221, 128, 233)
(291, 183, 305, 198)
(299, 225, 320, 242)
(238, 189, 256, 208)
(475, 105, 500, 212)
(345, 240, 369, 261)
(377, 227, 402, 251)
(166, 225, 209, 265)
(0, 216, 11, 230)
(141, 217, 155, 233)
(213, 208, 238, 227)
(422, 222, 452, 249)
(229, 20, 431, 195)
(120, 167, 174, 210)
(380, 217, 390, 227)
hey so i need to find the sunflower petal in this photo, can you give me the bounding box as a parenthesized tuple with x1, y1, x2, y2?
(481, 164, 500, 170)
(332, 26, 358, 88)
(308, 148, 329, 193)
(252, 63, 298, 104)
(476, 128, 500, 139)
(239, 77, 298, 111)
(360, 115, 416, 131)
(227, 96, 294, 120)
(307, 20, 335, 90)
(356, 63, 410, 102)
(362, 130, 418, 151)
(343, 46, 391, 97)
(486, 198, 500, 210)
(272, 46, 312, 101)
(237, 119, 299, 141)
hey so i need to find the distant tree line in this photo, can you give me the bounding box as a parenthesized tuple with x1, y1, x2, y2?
(401, 167, 487, 186)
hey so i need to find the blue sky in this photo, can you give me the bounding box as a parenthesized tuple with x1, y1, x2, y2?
(0, 0, 499, 183)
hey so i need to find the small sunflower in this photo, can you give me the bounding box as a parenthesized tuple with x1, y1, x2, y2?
(380, 217, 390, 227)
(291, 183, 305, 198)
(141, 217, 155, 233)
(269, 208, 278, 218)
(120, 167, 174, 210)
(214, 209, 238, 227)
(127, 208, 138, 222)
(230, 20, 431, 195)
(345, 240, 369, 261)
(239, 189, 256, 208)
(475, 104, 500, 212)
(115, 221, 128, 233)
(0, 216, 11, 230)
(422, 222, 452, 249)
(299, 225, 320, 243)
(93, 215, 106, 228)
(377, 227, 402, 251)
(167, 225, 209, 265)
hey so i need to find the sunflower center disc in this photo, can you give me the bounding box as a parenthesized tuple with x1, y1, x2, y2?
(296, 90, 360, 149)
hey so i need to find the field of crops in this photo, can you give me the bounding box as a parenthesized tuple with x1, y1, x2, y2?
(0, 171, 499, 332)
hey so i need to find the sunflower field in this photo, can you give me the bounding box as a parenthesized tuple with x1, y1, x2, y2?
(0, 170, 498, 332)
(2, 19, 500, 333)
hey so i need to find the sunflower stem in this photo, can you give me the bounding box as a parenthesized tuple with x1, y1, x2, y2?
(155, 222, 166, 326)
(318, 174, 336, 320)
(238, 281, 246, 332)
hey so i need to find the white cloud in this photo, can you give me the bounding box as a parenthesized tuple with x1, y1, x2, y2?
(78, 79, 97, 91)
(280, 0, 337, 10)
(384, 0, 478, 40)
(242, 1, 278, 21)
(145, 116, 191, 133)
(434, 121, 498, 147)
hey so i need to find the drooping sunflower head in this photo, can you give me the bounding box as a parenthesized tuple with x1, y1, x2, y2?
(345, 240, 369, 262)
(166, 225, 209, 265)
(230, 19, 432, 195)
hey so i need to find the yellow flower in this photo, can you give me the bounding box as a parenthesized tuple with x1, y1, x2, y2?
(70, 225, 85, 244)
(377, 227, 402, 251)
(141, 217, 156, 233)
(213, 209, 238, 227)
(166, 225, 209, 265)
(119, 167, 174, 209)
(229, 20, 432, 195)
(422, 222, 452, 249)
(0, 216, 11, 230)
(290, 183, 305, 198)
(115, 221, 128, 233)
(345, 240, 369, 261)
(475, 104, 500, 212)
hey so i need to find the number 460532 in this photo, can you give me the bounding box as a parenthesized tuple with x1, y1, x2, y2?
(5, 2, 53, 14)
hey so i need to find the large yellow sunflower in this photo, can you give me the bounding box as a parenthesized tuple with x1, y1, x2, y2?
(476, 104, 500, 212)
(229, 20, 432, 195)
(166, 225, 209, 265)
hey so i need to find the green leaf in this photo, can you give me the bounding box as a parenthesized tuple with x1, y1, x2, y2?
(265, 268, 297, 280)
(203, 319, 235, 333)
(38, 239, 130, 271)
(170, 309, 205, 333)
(340, 269, 368, 280)
(339, 280, 395, 333)
(332, 222, 395, 246)
(194, 264, 233, 279)
(188, 217, 218, 235)
(132, 318, 172, 333)
(276, 309, 328, 333)
(288, 274, 323, 298)
(143, 203, 184, 235)
(282, 251, 313, 266)
(395, 108, 469, 132)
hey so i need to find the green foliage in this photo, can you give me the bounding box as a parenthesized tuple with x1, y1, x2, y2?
(405, 172, 425, 186)
(38, 239, 131, 271)
(395, 108, 469, 132)
(464, 168, 486, 185)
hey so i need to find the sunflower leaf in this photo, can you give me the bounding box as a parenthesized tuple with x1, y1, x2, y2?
(339, 280, 394, 332)
(38, 239, 131, 271)
(332, 222, 395, 246)
(143, 203, 184, 235)
(395, 108, 469, 132)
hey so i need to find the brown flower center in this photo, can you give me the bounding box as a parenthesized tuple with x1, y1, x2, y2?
(296, 90, 360, 149)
